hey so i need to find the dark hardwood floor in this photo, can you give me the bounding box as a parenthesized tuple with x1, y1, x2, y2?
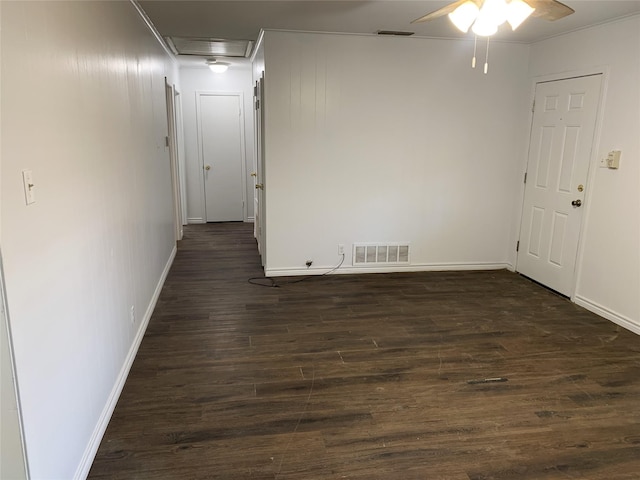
(89, 223, 640, 479)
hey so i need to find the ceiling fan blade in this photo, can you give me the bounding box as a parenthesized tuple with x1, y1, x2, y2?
(411, 0, 474, 24)
(527, 0, 575, 21)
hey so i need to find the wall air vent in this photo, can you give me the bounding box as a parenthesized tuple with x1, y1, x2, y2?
(353, 243, 410, 266)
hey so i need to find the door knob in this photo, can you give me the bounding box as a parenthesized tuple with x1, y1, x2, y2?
(255, 183, 264, 190)
(571, 199, 582, 207)
(204, 165, 211, 171)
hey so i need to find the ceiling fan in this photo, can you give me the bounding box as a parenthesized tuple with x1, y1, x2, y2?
(412, 0, 575, 35)
(411, 0, 574, 73)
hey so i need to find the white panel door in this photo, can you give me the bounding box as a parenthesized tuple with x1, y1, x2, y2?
(517, 75, 602, 296)
(199, 94, 244, 222)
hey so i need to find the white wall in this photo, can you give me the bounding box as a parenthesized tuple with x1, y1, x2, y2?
(1, 1, 179, 478)
(180, 63, 256, 223)
(528, 15, 640, 331)
(261, 31, 530, 275)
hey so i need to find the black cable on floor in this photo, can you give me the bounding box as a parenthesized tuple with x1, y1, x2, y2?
(248, 254, 345, 288)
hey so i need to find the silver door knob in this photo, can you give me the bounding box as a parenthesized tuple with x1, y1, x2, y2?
(204, 165, 211, 171)
(571, 199, 582, 207)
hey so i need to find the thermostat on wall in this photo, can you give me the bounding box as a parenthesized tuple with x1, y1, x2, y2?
(604, 150, 621, 169)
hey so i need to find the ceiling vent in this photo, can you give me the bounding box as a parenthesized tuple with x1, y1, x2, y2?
(377, 30, 415, 36)
(353, 243, 410, 266)
(165, 37, 254, 57)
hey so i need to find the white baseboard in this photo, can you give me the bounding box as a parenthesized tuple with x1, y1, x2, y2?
(265, 262, 510, 277)
(574, 295, 640, 336)
(187, 217, 205, 224)
(74, 245, 177, 480)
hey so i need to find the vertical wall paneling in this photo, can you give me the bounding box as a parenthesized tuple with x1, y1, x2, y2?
(261, 31, 530, 276)
(1, 1, 180, 477)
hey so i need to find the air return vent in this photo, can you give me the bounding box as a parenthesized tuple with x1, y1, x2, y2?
(165, 37, 254, 57)
(353, 243, 410, 266)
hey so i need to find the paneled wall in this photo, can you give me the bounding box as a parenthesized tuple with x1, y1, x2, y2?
(261, 31, 530, 275)
(529, 15, 640, 331)
(1, 1, 178, 478)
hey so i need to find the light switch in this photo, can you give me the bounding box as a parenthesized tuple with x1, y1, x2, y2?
(22, 170, 36, 205)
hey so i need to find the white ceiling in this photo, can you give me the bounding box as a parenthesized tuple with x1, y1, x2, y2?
(138, 0, 640, 64)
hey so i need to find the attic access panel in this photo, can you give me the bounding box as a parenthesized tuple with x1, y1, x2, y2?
(165, 37, 254, 57)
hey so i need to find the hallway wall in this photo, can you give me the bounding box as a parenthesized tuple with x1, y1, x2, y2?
(1, 1, 179, 478)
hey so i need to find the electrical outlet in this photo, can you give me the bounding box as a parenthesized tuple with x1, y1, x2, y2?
(130, 305, 135, 323)
(338, 244, 345, 255)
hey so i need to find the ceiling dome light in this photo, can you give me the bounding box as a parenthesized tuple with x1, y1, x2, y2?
(206, 58, 229, 73)
(507, 0, 535, 30)
(448, 1, 480, 33)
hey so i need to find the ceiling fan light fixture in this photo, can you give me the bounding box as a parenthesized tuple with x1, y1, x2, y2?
(448, 1, 480, 33)
(471, 16, 499, 36)
(206, 58, 229, 73)
(479, 0, 509, 26)
(506, 0, 535, 30)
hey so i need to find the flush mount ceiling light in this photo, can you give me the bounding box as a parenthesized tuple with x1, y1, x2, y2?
(206, 58, 229, 73)
(412, 0, 574, 73)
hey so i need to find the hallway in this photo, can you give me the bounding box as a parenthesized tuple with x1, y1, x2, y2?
(89, 223, 640, 479)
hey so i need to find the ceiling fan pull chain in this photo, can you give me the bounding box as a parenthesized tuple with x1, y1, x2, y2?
(472, 35, 477, 68)
(484, 36, 490, 74)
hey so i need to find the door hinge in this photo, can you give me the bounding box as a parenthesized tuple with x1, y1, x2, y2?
(516, 240, 520, 252)
(253, 85, 258, 97)
(255, 99, 260, 110)
(524, 172, 527, 184)
(165, 136, 170, 147)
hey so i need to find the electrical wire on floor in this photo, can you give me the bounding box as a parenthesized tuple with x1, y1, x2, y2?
(248, 253, 345, 287)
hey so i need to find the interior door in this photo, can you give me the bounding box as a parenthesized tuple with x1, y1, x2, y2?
(165, 81, 183, 240)
(198, 93, 244, 222)
(517, 74, 602, 296)
(254, 73, 266, 265)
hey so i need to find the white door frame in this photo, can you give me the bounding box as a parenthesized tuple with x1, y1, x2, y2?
(0, 252, 30, 479)
(165, 79, 184, 240)
(516, 67, 608, 299)
(254, 73, 266, 265)
(195, 91, 248, 222)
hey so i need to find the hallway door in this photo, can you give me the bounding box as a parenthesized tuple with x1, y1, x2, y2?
(254, 74, 266, 265)
(517, 74, 602, 296)
(197, 93, 245, 222)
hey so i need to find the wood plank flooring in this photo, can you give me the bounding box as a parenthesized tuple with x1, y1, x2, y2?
(89, 223, 640, 479)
